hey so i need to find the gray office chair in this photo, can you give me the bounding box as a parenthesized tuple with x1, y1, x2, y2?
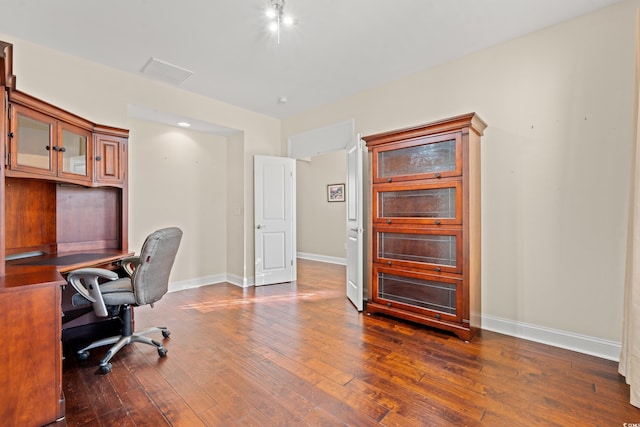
(66, 227, 183, 374)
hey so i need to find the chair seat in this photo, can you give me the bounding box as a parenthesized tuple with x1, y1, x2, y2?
(101, 277, 137, 306)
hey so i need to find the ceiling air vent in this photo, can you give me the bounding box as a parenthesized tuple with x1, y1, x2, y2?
(140, 57, 193, 85)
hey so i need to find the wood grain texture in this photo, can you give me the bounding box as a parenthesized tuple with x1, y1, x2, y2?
(4, 178, 56, 254)
(56, 185, 120, 249)
(1, 283, 63, 426)
(63, 259, 640, 426)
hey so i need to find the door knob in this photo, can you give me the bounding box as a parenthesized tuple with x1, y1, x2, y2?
(257, 224, 266, 229)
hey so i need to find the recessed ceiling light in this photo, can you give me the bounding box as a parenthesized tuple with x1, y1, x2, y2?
(177, 121, 191, 127)
(278, 96, 288, 104)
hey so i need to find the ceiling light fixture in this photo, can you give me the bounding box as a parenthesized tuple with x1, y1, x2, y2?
(266, 0, 295, 44)
(177, 121, 191, 127)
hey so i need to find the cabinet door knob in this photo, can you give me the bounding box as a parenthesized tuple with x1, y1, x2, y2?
(386, 178, 392, 183)
(435, 220, 441, 225)
(95, 156, 102, 161)
(435, 173, 441, 178)
(435, 313, 441, 319)
(45, 145, 51, 151)
(386, 261, 392, 266)
(8, 132, 14, 138)
(386, 219, 392, 224)
(435, 267, 441, 272)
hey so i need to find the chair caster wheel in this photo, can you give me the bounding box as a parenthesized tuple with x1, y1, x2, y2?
(99, 363, 112, 375)
(77, 350, 90, 361)
(162, 329, 171, 339)
(158, 347, 168, 357)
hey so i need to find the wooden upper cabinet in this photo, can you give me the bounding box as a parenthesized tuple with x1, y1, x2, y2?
(94, 133, 126, 186)
(8, 103, 92, 183)
(5, 92, 128, 187)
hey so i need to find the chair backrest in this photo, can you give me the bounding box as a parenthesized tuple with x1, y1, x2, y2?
(131, 227, 183, 305)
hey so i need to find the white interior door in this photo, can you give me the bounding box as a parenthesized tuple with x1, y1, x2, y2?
(254, 155, 296, 286)
(346, 135, 364, 311)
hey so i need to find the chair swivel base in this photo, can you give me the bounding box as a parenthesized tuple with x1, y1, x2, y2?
(77, 327, 170, 374)
(76, 305, 170, 374)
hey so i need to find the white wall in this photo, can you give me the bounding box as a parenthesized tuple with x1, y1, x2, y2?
(226, 131, 246, 284)
(282, 0, 639, 356)
(127, 118, 228, 285)
(296, 152, 347, 262)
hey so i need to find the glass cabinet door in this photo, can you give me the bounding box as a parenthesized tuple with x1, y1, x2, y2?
(373, 265, 463, 322)
(375, 181, 462, 225)
(9, 104, 92, 182)
(374, 226, 462, 274)
(58, 122, 92, 182)
(10, 105, 56, 176)
(374, 132, 462, 183)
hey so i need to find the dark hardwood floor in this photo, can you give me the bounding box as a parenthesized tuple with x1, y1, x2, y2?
(62, 259, 640, 426)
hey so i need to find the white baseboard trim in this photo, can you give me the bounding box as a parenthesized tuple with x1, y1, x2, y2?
(482, 314, 622, 362)
(168, 272, 253, 292)
(168, 274, 226, 292)
(297, 252, 346, 265)
(227, 273, 254, 288)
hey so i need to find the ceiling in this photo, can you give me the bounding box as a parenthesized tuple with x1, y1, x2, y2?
(0, 0, 625, 124)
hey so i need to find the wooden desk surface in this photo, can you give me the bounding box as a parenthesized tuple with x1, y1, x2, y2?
(1, 249, 133, 289)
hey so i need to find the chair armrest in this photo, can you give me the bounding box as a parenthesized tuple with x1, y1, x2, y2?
(119, 256, 141, 277)
(66, 268, 119, 317)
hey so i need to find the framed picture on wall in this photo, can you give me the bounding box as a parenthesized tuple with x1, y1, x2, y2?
(327, 183, 345, 202)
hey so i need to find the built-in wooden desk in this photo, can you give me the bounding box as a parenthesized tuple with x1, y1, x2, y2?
(0, 251, 132, 426)
(1, 40, 130, 427)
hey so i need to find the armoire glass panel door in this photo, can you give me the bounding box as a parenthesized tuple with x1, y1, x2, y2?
(374, 132, 462, 183)
(373, 265, 463, 322)
(374, 227, 462, 274)
(379, 272, 457, 314)
(375, 181, 462, 225)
